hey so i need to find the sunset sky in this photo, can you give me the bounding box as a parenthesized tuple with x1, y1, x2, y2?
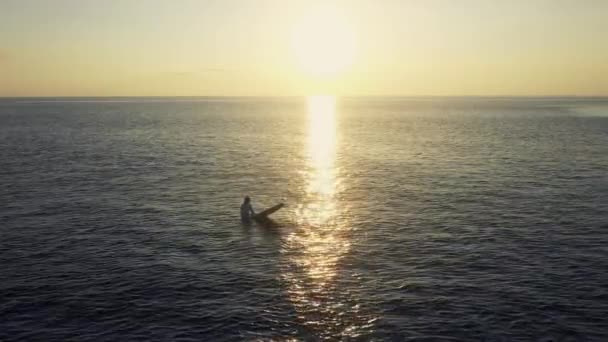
(1, 0, 607, 96)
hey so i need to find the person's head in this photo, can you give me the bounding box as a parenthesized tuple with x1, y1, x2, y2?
(244, 196, 250, 204)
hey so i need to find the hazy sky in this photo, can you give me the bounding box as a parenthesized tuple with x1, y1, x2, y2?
(1, 0, 607, 96)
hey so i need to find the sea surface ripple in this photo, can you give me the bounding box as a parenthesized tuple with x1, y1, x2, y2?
(1, 97, 607, 341)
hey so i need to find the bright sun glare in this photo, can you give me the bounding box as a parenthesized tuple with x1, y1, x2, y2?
(291, 6, 356, 77)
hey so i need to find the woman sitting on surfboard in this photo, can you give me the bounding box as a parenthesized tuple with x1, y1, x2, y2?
(240, 196, 255, 222)
(241, 196, 285, 223)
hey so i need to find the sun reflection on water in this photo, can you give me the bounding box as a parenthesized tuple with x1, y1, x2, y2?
(281, 96, 369, 339)
(294, 95, 348, 286)
(297, 95, 340, 228)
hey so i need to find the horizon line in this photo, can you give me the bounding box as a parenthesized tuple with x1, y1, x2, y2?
(1, 95, 608, 99)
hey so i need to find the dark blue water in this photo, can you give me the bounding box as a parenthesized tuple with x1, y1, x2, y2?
(1, 97, 607, 341)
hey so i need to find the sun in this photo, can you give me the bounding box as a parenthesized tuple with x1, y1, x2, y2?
(291, 6, 357, 77)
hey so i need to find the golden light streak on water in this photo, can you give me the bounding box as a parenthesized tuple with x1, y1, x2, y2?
(281, 96, 365, 338)
(293, 95, 348, 286)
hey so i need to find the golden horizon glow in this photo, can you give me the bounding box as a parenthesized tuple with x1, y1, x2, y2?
(1, 1, 607, 96)
(291, 6, 356, 78)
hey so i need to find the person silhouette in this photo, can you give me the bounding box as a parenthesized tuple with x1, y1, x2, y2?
(240, 196, 255, 222)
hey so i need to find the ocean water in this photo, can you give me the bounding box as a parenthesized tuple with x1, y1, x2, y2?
(1, 96, 607, 341)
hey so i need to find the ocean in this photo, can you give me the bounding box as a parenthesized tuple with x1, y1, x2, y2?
(1, 97, 607, 341)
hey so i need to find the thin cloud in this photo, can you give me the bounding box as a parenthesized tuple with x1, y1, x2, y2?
(159, 68, 232, 77)
(198, 68, 231, 73)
